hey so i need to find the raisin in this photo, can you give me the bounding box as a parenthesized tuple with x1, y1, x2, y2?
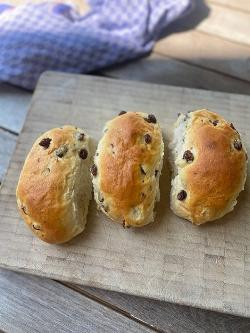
(55, 145, 68, 158)
(234, 140, 242, 151)
(183, 150, 194, 162)
(76, 132, 85, 141)
(230, 123, 235, 130)
(79, 148, 88, 160)
(155, 170, 159, 177)
(111, 143, 115, 154)
(21, 205, 28, 215)
(102, 204, 109, 212)
(177, 190, 187, 201)
(91, 164, 98, 176)
(39, 138, 51, 149)
(122, 220, 130, 228)
(119, 111, 127, 116)
(144, 134, 152, 144)
(212, 120, 219, 126)
(42, 168, 50, 176)
(140, 165, 146, 175)
(145, 114, 157, 124)
(32, 224, 40, 230)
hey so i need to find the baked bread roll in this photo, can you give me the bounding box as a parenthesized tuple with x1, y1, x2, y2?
(16, 126, 94, 244)
(169, 109, 247, 225)
(92, 111, 164, 228)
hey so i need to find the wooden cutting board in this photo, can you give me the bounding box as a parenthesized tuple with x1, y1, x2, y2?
(0, 72, 249, 317)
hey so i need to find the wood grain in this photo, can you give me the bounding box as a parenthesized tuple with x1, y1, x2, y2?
(0, 72, 250, 318)
(195, 3, 250, 45)
(0, 268, 154, 333)
(73, 284, 250, 333)
(208, 0, 250, 13)
(0, 84, 30, 134)
(102, 53, 250, 94)
(0, 129, 17, 185)
(155, 31, 250, 82)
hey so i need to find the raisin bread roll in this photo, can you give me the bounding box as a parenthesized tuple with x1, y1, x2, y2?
(91, 111, 164, 228)
(169, 109, 247, 225)
(16, 126, 94, 244)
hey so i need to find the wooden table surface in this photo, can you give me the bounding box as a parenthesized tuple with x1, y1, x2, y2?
(0, 1, 250, 332)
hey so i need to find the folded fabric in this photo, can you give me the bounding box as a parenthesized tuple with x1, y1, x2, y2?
(0, 0, 193, 90)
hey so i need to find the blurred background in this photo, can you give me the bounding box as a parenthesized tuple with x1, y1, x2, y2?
(4, 0, 90, 14)
(1, 0, 249, 94)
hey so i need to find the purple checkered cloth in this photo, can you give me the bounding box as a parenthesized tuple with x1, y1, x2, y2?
(0, 0, 192, 90)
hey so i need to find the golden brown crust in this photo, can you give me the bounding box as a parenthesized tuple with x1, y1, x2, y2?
(171, 109, 247, 224)
(93, 112, 164, 227)
(16, 126, 93, 243)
